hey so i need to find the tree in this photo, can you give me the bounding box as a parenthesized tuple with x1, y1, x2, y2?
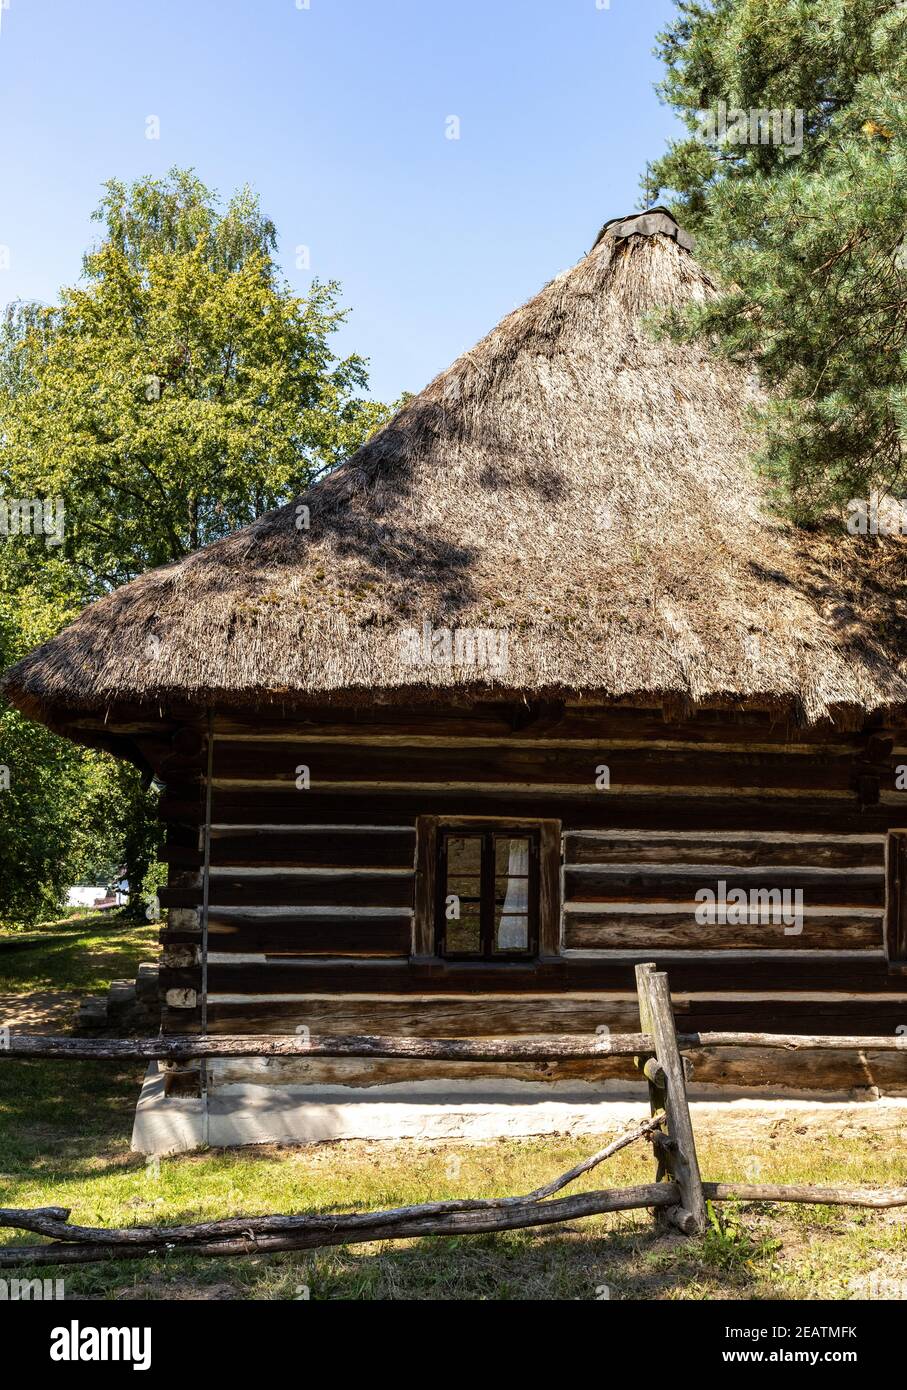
(0, 538, 162, 925)
(0, 169, 392, 921)
(1, 169, 392, 590)
(648, 0, 907, 519)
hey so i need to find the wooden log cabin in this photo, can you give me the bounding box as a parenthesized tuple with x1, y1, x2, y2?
(5, 208, 907, 1129)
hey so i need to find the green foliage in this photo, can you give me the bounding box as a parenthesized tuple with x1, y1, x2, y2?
(140, 858, 168, 925)
(0, 168, 391, 921)
(649, 0, 907, 517)
(1, 168, 392, 590)
(0, 546, 161, 924)
(701, 1200, 781, 1270)
(0, 550, 90, 925)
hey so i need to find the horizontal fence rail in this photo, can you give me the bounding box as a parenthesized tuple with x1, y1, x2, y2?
(2, 1030, 907, 1061)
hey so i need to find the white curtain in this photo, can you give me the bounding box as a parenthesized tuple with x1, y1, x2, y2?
(497, 840, 529, 948)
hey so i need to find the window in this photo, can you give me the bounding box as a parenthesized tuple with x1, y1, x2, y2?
(436, 828, 539, 960)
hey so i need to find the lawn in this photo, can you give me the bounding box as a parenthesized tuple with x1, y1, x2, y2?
(0, 921, 905, 1300)
(0, 914, 159, 993)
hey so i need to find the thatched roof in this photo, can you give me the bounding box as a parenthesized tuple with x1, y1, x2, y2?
(5, 208, 907, 728)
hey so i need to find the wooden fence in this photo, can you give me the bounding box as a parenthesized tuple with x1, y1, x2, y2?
(1, 962, 906, 1267)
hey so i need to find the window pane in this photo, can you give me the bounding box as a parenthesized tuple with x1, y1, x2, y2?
(447, 874, 482, 904)
(443, 836, 482, 954)
(495, 909, 529, 952)
(494, 836, 529, 877)
(437, 829, 537, 959)
(495, 878, 529, 910)
(445, 905, 482, 954)
(448, 836, 482, 875)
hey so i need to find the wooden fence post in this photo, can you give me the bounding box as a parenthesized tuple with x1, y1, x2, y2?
(634, 963, 669, 1225)
(634, 961, 664, 1125)
(635, 963, 707, 1236)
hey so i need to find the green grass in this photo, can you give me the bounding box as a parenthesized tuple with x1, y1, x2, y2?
(0, 915, 159, 993)
(0, 915, 905, 1299)
(0, 1053, 905, 1300)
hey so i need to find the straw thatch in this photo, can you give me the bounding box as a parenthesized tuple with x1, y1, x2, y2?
(5, 210, 907, 727)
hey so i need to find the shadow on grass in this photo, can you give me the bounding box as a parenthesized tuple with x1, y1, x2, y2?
(0, 1059, 143, 1168)
(2, 1221, 774, 1301)
(0, 916, 158, 992)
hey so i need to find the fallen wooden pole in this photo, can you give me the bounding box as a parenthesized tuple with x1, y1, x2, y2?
(703, 1183, 907, 1209)
(0, 1183, 680, 1268)
(3, 1031, 906, 1061)
(3, 1179, 906, 1269)
(0, 1113, 665, 1248)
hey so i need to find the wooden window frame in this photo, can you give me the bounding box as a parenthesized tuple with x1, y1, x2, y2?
(436, 827, 539, 962)
(885, 830, 907, 966)
(413, 816, 561, 961)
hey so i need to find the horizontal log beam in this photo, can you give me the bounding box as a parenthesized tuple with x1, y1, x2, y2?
(564, 834, 885, 869)
(192, 704, 873, 744)
(159, 874, 415, 910)
(4, 1030, 907, 1062)
(170, 916, 414, 956)
(4, 1031, 651, 1061)
(563, 912, 883, 951)
(564, 867, 884, 908)
(166, 996, 907, 1038)
(158, 790, 899, 834)
(702, 1182, 907, 1209)
(157, 955, 907, 992)
(175, 744, 862, 792)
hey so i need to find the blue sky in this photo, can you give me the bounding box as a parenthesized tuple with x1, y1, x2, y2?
(0, 0, 683, 404)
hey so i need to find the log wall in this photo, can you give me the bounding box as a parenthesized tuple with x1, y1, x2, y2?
(103, 700, 907, 1093)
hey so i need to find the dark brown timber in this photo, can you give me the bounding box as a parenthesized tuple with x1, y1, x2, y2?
(5, 1031, 907, 1060)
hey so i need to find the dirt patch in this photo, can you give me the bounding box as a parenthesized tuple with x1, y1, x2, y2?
(0, 990, 83, 1032)
(108, 1280, 241, 1301)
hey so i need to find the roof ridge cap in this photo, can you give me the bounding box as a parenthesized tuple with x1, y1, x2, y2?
(592, 207, 695, 254)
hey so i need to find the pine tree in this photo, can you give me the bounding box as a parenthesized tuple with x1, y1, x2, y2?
(649, 0, 907, 519)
